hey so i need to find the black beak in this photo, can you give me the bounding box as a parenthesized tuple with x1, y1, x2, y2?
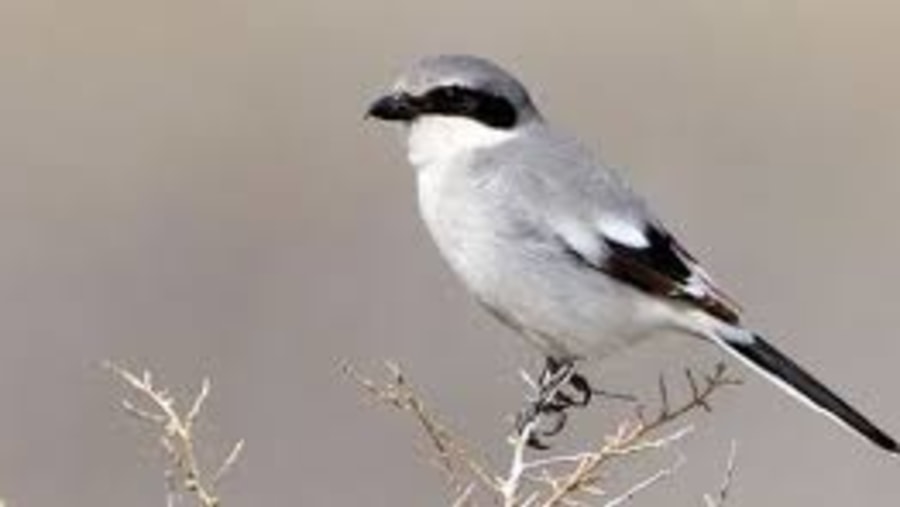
(366, 93, 419, 122)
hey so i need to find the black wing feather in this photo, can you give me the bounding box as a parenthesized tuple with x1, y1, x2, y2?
(564, 222, 741, 324)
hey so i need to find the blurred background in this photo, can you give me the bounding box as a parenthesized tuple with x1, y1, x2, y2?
(1, 0, 899, 505)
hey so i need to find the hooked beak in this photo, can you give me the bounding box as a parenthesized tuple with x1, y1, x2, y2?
(366, 93, 419, 122)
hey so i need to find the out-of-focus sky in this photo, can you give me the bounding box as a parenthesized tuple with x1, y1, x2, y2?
(0, 1, 898, 505)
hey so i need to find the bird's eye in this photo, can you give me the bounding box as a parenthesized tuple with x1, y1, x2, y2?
(423, 86, 476, 115)
(420, 85, 518, 129)
(432, 86, 464, 104)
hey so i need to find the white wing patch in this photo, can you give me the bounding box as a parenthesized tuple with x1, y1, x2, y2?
(595, 217, 742, 323)
(597, 216, 650, 249)
(555, 217, 603, 262)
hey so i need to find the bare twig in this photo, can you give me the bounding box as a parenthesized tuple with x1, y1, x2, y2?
(603, 453, 686, 507)
(106, 362, 244, 507)
(342, 361, 498, 497)
(212, 440, 246, 486)
(345, 360, 741, 507)
(538, 363, 740, 507)
(500, 418, 539, 507)
(451, 483, 476, 507)
(704, 440, 739, 507)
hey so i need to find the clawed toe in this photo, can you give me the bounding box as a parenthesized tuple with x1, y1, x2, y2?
(515, 358, 600, 450)
(517, 399, 569, 450)
(568, 373, 593, 407)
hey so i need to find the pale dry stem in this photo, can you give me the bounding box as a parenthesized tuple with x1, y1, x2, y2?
(539, 363, 741, 507)
(345, 360, 741, 507)
(342, 361, 499, 499)
(105, 362, 244, 507)
(602, 452, 686, 507)
(704, 440, 739, 507)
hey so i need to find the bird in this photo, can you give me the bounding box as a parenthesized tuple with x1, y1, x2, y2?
(365, 54, 898, 453)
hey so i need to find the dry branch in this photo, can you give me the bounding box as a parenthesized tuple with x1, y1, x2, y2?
(106, 362, 244, 507)
(704, 440, 739, 507)
(345, 360, 741, 506)
(343, 361, 498, 498)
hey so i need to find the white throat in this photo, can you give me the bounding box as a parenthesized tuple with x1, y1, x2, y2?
(406, 116, 519, 169)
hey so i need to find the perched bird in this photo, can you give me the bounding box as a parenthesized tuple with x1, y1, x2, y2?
(366, 54, 897, 453)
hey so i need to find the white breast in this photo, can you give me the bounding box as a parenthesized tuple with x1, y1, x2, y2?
(409, 116, 519, 242)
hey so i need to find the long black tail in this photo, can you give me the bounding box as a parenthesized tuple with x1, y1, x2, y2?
(718, 332, 898, 454)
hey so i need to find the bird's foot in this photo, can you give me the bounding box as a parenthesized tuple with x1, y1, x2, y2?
(515, 358, 596, 449)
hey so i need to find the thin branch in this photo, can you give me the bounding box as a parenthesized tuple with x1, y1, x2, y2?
(450, 483, 476, 507)
(186, 378, 211, 430)
(603, 453, 686, 507)
(105, 362, 244, 507)
(342, 361, 499, 496)
(704, 440, 739, 507)
(345, 360, 741, 507)
(501, 418, 539, 507)
(212, 439, 245, 485)
(538, 363, 740, 507)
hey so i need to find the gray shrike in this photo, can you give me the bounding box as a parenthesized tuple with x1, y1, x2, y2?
(366, 54, 897, 453)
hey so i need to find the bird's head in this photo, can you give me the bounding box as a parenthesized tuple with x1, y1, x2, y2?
(366, 55, 542, 167)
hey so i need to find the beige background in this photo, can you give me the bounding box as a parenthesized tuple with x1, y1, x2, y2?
(1, 0, 899, 505)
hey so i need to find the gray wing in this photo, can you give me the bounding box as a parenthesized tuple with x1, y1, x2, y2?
(536, 144, 741, 322)
(484, 127, 741, 323)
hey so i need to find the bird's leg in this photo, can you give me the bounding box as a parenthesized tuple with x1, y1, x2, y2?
(515, 358, 637, 449)
(516, 357, 584, 449)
